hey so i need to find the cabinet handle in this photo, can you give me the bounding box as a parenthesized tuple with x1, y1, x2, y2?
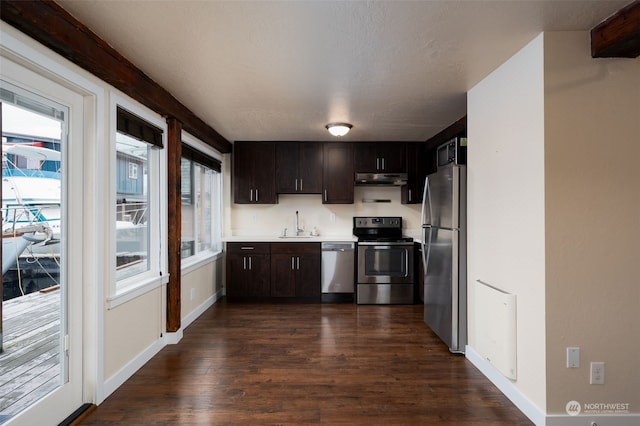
(376, 157, 380, 170)
(296, 257, 300, 270)
(324, 189, 327, 202)
(248, 256, 252, 270)
(291, 257, 295, 270)
(382, 157, 385, 171)
(295, 179, 298, 191)
(255, 189, 259, 202)
(243, 257, 247, 270)
(409, 189, 412, 202)
(299, 179, 302, 191)
(250, 188, 254, 201)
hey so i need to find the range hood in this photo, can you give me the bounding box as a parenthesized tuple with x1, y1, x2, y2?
(354, 172, 408, 186)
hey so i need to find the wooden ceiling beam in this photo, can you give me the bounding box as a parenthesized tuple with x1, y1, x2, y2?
(0, 0, 232, 153)
(591, 0, 640, 58)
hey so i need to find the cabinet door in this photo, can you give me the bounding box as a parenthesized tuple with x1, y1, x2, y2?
(295, 253, 321, 299)
(378, 142, 406, 173)
(226, 253, 250, 299)
(402, 142, 427, 204)
(275, 142, 299, 194)
(227, 254, 271, 298)
(246, 254, 271, 297)
(270, 254, 297, 297)
(323, 143, 354, 204)
(354, 142, 405, 173)
(353, 142, 378, 173)
(226, 243, 271, 298)
(233, 142, 276, 204)
(297, 142, 323, 193)
(252, 143, 277, 203)
(233, 142, 255, 204)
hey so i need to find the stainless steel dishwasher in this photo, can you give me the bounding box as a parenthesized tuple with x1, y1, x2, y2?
(321, 242, 355, 303)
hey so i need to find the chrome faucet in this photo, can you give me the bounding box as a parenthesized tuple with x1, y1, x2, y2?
(295, 210, 304, 236)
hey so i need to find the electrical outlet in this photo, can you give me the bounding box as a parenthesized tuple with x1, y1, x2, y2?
(330, 212, 336, 222)
(590, 362, 605, 384)
(566, 347, 580, 368)
(190, 288, 196, 301)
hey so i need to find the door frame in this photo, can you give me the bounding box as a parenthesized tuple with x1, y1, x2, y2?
(1, 23, 105, 423)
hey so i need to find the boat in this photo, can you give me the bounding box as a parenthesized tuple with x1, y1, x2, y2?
(3, 142, 149, 297)
(2, 145, 61, 300)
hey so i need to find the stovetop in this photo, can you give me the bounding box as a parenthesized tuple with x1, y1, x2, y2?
(353, 216, 413, 243)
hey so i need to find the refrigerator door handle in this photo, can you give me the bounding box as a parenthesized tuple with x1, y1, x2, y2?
(421, 225, 433, 275)
(421, 175, 434, 227)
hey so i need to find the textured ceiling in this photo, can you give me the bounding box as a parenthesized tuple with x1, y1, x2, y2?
(56, 0, 629, 143)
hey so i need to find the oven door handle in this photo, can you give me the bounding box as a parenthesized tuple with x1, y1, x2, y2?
(357, 242, 413, 247)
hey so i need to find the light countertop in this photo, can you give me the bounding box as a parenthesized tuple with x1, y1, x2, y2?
(224, 235, 358, 243)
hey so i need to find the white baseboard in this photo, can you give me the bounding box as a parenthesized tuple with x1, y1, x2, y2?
(102, 338, 165, 400)
(465, 345, 545, 426)
(163, 329, 183, 345)
(99, 289, 223, 402)
(182, 287, 223, 330)
(466, 346, 639, 426)
(546, 414, 640, 426)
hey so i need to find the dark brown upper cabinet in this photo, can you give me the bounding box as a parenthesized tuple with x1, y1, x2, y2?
(401, 142, 431, 204)
(275, 142, 323, 194)
(233, 141, 277, 204)
(354, 142, 406, 173)
(323, 143, 354, 204)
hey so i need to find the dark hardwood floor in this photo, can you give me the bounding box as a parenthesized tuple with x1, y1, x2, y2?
(80, 300, 533, 425)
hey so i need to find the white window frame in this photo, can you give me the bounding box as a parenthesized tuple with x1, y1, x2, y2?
(107, 93, 167, 308)
(181, 131, 223, 275)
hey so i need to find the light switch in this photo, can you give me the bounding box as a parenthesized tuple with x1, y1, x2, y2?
(567, 347, 580, 368)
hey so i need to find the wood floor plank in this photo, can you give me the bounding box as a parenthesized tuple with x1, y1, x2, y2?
(80, 300, 533, 425)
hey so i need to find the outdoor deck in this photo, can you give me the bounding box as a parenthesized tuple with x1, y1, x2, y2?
(0, 288, 61, 424)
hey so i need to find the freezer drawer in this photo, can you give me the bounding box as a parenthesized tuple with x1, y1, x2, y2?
(357, 283, 414, 304)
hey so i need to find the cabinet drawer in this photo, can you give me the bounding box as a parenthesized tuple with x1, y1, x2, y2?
(226, 242, 271, 254)
(270, 242, 320, 255)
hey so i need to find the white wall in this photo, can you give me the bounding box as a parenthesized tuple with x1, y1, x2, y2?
(467, 31, 640, 423)
(181, 256, 224, 323)
(227, 186, 422, 238)
(467, 34, 547, 411)
(543, 31, 640, 415)
(104, 288, 163, 379)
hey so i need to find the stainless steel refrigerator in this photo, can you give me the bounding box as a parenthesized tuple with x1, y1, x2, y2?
(420, 138, 467, 354)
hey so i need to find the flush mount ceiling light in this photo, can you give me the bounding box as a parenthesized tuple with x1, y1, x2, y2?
(325, 122, 352, 137)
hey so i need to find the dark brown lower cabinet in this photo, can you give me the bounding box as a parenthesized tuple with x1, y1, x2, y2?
(226, 243, 271, 299)
(226, 242, 320, 301)
(271, 243, 321, 300)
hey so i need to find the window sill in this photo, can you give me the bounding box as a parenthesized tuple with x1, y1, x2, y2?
(181, 250, 223, 275)
(107, 274, 169, 309)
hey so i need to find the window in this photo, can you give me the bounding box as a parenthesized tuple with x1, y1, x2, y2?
(111, 100, 167, 302)
(116, 133, 150, 280)
(181, 135, 222, 265)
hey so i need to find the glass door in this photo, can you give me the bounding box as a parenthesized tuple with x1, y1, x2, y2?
(1, 57, 83, 425)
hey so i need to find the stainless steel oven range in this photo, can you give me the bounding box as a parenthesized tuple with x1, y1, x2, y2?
(354, 216, 414, 304)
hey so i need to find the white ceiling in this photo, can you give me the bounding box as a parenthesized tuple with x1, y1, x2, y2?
(57, 0, 629, 143)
